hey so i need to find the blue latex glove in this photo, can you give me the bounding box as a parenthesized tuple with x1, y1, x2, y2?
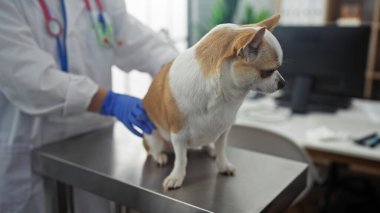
(100, 91, 156, 137)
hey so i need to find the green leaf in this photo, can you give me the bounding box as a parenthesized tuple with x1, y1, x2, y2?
(256, 10, 271, 22)
(196, 0, 272, 43)
(242, 5, 255, 24)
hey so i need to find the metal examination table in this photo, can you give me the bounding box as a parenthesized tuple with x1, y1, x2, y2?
(32, 124, 307, 213)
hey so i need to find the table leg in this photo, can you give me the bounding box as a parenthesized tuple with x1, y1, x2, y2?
(115, 204, 136, 213)
(57, 181, 74, 213)
(115, 204, 123, 213)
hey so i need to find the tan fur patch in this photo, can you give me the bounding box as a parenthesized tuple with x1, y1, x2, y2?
(194, 15, 280, 78)
(233, 59, 257, 73)
(244, 14, 281, 31)
(231, 35, 281, 84)
(143, 62, 184, 133)
(142, 138, 150, 152)
(233, 37, 279, 70)
(251, 37, 281, 69)
(232, 58, 260, 84)
(195, 27, 262, 77)
(195, 24, 277, 78)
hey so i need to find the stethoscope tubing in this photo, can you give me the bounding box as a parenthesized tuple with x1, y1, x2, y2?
(85, 0, 107, 32)
(59, 0, 68, 72)
(39, 0, 109, 72)
(38, 0, 63, 38)
(38, 0, 68, 72)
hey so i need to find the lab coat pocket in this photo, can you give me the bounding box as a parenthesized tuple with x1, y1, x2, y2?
(0, 143, 32, 210)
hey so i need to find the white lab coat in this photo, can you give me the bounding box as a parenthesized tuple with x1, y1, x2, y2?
(0, 0, 177, 212)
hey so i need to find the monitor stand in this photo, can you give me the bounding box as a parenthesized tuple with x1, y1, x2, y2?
(276, 76, 352, 114)
(291, 76, 311, 114)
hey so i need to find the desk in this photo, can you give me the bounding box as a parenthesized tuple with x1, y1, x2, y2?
(32, 124, 307, 213)
(235, 97, 380, 176)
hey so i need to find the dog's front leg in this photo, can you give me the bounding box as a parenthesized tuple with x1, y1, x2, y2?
(163, 133, 187, 190)
(215, 129, 236, 176)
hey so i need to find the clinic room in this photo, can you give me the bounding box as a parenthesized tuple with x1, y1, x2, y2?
(1, 0, 380, 212)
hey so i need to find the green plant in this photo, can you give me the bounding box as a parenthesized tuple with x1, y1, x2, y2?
(196, 0, 271, 40)
(240, 3, 271, 25)
(197, 0, 239, 38)
(209, 0, 239, 26)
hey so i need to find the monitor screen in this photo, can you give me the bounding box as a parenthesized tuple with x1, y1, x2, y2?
(272, 26, 370, 113)
(273, 26, 370, 98)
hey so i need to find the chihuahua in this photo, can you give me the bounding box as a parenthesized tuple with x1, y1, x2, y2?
(143, 15, 285, 190)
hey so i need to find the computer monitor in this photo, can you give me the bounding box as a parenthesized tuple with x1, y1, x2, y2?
(272, 26, 370, 113)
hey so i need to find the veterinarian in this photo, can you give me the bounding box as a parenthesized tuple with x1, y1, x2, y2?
(0, 0, 177, 212)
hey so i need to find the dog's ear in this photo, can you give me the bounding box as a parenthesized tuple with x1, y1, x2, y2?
(247, 27, 266, 49)
(236, 27, 266, 60)
(256, 14, 280, 31)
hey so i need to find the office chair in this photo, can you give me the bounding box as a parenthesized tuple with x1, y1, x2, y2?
(227, 124, 322, 204)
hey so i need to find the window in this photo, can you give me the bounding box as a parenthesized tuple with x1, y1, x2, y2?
(112, 0, 187, 98)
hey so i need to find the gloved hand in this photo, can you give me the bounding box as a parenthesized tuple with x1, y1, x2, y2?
(100, 91, 156, 137)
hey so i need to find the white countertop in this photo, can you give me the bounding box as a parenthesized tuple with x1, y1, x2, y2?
(235, 97, 380, 162)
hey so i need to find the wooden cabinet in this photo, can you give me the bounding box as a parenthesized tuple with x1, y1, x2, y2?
(365, 0, 380, 98)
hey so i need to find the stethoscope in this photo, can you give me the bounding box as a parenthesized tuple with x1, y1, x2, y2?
(84, 0, 114, 46)
(38, 0, 114, 72)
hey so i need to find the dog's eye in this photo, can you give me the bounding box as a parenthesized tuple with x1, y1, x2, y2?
(261, 69, 276, 78)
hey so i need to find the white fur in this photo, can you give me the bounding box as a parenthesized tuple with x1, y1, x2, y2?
(144, 25, 284, 190)
(147, 47, 243, 190)
(265, 29, 283, 61)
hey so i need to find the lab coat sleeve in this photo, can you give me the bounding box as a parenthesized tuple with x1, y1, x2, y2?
(0, 1, 99, 116)
(110, 0, 179, 76)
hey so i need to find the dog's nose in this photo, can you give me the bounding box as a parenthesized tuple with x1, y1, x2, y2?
(278, 79, 286, 89)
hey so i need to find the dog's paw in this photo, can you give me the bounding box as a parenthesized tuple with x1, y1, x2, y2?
(153, 153, 168, 167)
(218, 162, 236, 176)
(163, 174, 184, 190)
